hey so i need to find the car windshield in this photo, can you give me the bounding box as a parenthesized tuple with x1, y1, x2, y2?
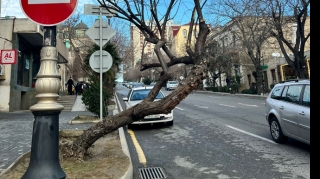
(130, 89, 164, 101)
(169, 81, 177, 84)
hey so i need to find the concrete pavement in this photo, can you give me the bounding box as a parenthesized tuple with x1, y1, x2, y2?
(0, 95, 133, 179)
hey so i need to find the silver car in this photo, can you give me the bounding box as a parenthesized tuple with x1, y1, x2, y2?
(165, 81, 178, 91)
(265, 79, 310, 144)
(123, 86, 174, 127)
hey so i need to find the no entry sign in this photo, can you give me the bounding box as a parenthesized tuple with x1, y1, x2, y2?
(20, 0, 78, 26)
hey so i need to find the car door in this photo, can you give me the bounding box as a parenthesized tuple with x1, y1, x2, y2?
(297, 84, 310, 143)
(279, 85, 303, 138)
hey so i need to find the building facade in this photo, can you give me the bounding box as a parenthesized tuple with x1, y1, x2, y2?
(210, 17, 310, 91)
(0, 17, 68, 112)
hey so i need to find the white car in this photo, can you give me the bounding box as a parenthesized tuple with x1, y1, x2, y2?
(165, 81, 178, 91)
(123, 86, 174, 127)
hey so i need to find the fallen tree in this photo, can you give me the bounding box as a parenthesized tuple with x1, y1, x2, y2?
(60, 0, 211, 160)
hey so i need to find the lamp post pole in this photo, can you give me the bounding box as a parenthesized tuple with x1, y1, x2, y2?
(21, 26, 66, 179)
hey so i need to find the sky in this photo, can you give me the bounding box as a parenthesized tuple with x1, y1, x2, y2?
(0, 0, 96, 18)
(0, 0, 192, 25)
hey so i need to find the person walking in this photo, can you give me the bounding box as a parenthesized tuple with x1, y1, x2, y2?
(75, 82, 80, 96)
(66, 77, 74, 95)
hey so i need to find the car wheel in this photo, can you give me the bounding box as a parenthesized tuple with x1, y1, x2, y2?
(270, 117, 288, 143)
(166, 120, 173, 126)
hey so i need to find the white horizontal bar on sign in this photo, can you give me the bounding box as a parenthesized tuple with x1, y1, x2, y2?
(28, 0, 70, 4)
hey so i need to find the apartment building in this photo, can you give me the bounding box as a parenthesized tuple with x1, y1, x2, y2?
(0, 17, 68, 112)
(130, 20, 180, 69)
(210, 17, 310, 90)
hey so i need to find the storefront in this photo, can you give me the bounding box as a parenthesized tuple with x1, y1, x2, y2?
(0, 18, 68, 112)
(278, 57, 310, 81)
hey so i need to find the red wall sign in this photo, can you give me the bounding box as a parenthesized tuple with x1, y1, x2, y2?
(20, 0, 78, 26)
(0, 50, 17, 64)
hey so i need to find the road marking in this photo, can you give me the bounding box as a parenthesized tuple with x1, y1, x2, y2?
(238, 103, 258, 107)
(175, 107, 184, 110)
(115, 92, 147, 167)
(209, 96, 220, 98)
(128, 129, 147, 167)
(219, 104, 235, 108)
(226, 125, 276, 144)
(194, 104, 208, 109)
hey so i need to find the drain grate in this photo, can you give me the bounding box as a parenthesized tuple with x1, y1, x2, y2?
(138, 167, 167, 179)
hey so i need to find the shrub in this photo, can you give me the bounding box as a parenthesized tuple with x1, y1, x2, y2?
(142, 78, 151, 85)
(241, 89, 258, 94)
(81, 83, 110, 118)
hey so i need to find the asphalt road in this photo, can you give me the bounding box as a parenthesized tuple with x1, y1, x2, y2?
(116, 85, 310, 179)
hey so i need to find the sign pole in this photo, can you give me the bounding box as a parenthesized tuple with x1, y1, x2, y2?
(99, 8, 103, 121)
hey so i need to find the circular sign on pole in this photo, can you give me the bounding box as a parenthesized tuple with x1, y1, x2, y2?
(20, 0, 78, 26)
(89, 50, 113, 73)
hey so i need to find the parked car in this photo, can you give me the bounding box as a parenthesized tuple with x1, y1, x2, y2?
(165, 81, 178, 91)
(149, 82, 156, 87)
(265, 79, 310, 145)
(131, 82, 144, 88)
(123, 86, 174, 127)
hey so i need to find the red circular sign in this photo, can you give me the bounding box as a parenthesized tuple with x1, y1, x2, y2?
(20, 0, 78, 26)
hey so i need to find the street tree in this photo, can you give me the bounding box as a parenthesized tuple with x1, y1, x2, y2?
(267, 0, 310, 79)
(57, 12, 93, 80)
(206, 0, 274, 94)
(60, 0, 211, 160)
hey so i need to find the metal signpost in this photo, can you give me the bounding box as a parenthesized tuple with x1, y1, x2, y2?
(20, 0, 78, 178)
(84, 4, 116, 121)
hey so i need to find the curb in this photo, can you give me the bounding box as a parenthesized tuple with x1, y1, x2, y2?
(113, 92, 133, 179)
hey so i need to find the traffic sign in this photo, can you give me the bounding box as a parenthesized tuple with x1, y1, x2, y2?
(0, 50, 17, 64)
(84, 4, 117, 18)
(20, 0, 78, 26)
(86, 19, 116, 47)
(89, 50, 113, 73)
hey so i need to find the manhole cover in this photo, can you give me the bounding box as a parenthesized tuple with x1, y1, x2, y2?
(138, 167, 167, 179)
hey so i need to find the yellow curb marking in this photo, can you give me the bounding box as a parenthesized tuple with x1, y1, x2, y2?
(114, 91, 147, 167)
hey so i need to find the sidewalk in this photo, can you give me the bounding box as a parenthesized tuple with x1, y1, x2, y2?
(0, 95, 132, 179)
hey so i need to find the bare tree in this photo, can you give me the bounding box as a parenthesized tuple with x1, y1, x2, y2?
(60, 0, 211, 160)
(205, 0, 274, 94)
(267, 0, 310, 79)
(57, 12, 94, 80)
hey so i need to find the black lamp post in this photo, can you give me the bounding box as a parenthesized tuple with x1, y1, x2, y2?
(21, 26, 66, 179)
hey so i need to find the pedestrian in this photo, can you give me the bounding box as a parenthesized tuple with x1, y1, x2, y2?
(226, 77, 230, 86)
(66, 77, 74, 95)
(75, 83, 80, 96)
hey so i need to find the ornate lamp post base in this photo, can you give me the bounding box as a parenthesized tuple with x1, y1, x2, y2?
(21, 26, 66, 179)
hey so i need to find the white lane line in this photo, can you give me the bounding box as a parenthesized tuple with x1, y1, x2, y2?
(219, 104, 235, 108)
(226, 125, 276, 144)
(194, 104, 209, 109)
(175, 107, 184, 110)
(238, 103, 258, 107)
(209, 96, 220, 98)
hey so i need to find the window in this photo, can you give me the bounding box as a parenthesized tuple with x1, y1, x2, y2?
(271, 86, 283, 100)
(247, 74, 251, 87)
(17, 40, 31, 87)
(183, 29, 187, 38)
(284, 85, 303, 104)
(233, 35, 236, 47)
(302, 85, 310, 107)
(271, 69, 276, 83)
(193, 29, 198, 38)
